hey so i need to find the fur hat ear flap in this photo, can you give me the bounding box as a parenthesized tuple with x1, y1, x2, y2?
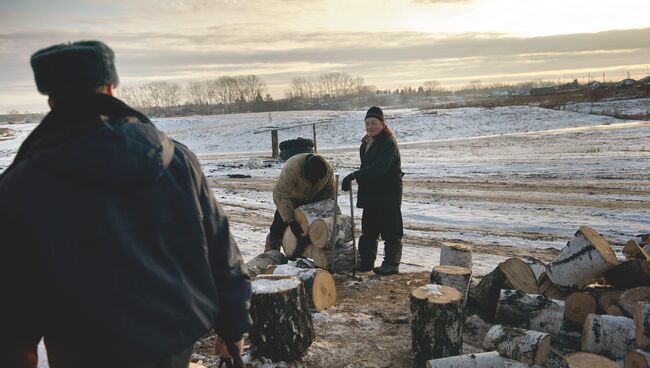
(31, 40, 119, 95)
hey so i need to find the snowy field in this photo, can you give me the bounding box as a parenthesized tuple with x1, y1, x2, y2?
(564, 97, 650, 116)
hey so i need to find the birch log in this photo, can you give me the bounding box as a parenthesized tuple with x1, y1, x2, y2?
(293, 199, 340, 234)
(625, 349, 650, 368)
(429, 265, 472, 305)
(267, 264, 336, 311)
(563, 352, 619, 368)
(440, 243, 473, 269)
(538, 271, 567, 300)
(522, 256, 546, 282)
(245, 250, 287, 278)
(411, 284, 463, 365)
(302, 242, 357, 273)
(494, 289, 564, 336)
(581, 314, 636, 358)
(282, 227, 304, 258)
(482, 325, 551, 365)
(619, 287, 650, 317)
(635, 302, 650, 350)
(250, 276, 315, 362)
(309, 215, 353, 249)
(426, 351, 527, 368)
(564, 292, 598, 325)
(545, 226, 618, 290)
(624, 239, 650, 261)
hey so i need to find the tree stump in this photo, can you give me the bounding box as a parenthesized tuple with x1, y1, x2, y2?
(308, 215, 353, 248)
(410, 284, 463, 365)
(482, 325, 551, 365)
(623, 239, 650, 261)
(467, 258, 539, 321)
(245, 250, 287, 278)
(545, 226, 618, 290)
(439, 243, 473, 269)
(563, 352, 619, 368)
(625, 349, 650, 368)
(429, 265, 472, 305)
(250, 275, 315, 362)
(635, 302, 650, 350)
(619, 287, 650, 317)
(581, 314, 636, 359)
(266, 264, 336, 311)
(564, 292, 598, 326)
(425, 351, 527, 368)
(604, 260, 650, 289)
(293, 199, 340, 234)
(494, 289, 564, 336)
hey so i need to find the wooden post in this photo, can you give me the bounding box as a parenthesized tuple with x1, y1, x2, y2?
(312, 123, 317, 153)
(271, 129, 279, 159)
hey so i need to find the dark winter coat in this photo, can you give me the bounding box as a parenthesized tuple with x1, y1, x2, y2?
(354, 128, 403, 208)
(0, 94, 251, 367)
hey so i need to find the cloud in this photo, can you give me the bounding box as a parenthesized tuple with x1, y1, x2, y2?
(413, 0, 469, 3)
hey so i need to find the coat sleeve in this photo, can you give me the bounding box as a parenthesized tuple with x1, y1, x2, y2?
(190, 159, 252, 343)
(353, 138, 398, 185)
(0, 205, 43, 365)
(313, 170, 336, 202)
(272, 164, 300, 222)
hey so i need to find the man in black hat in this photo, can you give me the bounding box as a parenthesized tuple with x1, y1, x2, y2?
(0, 41, 251, 368)
(266, 153, 335, 257)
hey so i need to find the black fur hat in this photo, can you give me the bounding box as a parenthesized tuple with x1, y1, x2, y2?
(304, 154, 327, 180)
(30, 40, 119, 95)
(365, 106, 384, 122)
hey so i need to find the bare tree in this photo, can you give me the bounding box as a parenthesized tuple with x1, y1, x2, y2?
(240, 75, 267, 102)
(423, 80, 440, 92)
(287, 77, 315, 98)
(186, 81, 208, 106)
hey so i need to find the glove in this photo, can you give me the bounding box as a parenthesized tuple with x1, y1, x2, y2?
(288, 220, 304, 238)
(341, 173, 355, 191)
(293, 236, 311, 258)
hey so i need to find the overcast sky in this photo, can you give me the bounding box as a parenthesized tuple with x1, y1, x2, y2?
(1, 0, 649, 112)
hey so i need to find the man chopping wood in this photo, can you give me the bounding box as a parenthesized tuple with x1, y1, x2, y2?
(265, 153, 335, 257)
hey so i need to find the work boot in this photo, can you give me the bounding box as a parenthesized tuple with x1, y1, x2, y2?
(353, 260, 375, 272)
(373, 262, 399, 276)
(264, 234, 282, 252)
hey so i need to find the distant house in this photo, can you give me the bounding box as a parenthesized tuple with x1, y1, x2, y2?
(616, 79, 636, 88)
(638, 76, 650, 85)
(530, 87, 556, 96)
(556, 80, 581, 94)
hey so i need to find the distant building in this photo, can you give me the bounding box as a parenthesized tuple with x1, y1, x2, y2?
(638, 76, 650, 85)
(530, 87, 556, 96)
(556, 80, 581, 94)
(616, 78, 636, 88)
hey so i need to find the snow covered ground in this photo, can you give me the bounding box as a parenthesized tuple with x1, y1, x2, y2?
(564, 97, 650, 116)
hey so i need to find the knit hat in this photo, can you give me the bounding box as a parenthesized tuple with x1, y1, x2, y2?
(304, 154, 327, 180)
(365, 106, 384, 122)
(30, 40, 119, 95)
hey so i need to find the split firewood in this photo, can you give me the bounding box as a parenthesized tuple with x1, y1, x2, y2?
(468, 258, 539, 321)
(245, 250, 287, 278)
(564, 291, 598, 326)
(625, 349, 650, 368)
(308, 215, 353, 249)
(426, 351, 527, 368)
(429, 265, 472, 306)
(635, 302, 650, 350)
(546, 226, 618, 291)
(292, 199, 340, 234)
(411, 284, 463, 365)
(619, 287, 650, 317)
(439, 243, 473, 269)
(538, 271, 567, 300)
(581, 314, 636, 359)
(482, 325, 551, 365)
(250, 275, 315, 362)
(623, 239, 650, 261)
(494, 289, 564, 336)
(563, 352, 619, 368)
(266, 263, 336, 311)
(604, 259, 650, 289)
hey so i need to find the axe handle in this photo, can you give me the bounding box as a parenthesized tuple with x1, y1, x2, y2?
(349, 187, 357, 277)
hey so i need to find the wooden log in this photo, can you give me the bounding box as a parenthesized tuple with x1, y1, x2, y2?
(592, 288, 624, 314)
(425, 351, 527, 368)
(245, 250, 287, 278)
(554, 320, 583, 352)
(564, 292, 598, 326)
(546, 226, 618, 290)
(625, 349, 650, 368)
(467, 258, 539, 321)
(250, 275, 315, 362)
(607, 304, 624, 316)
(581, 314, 636, 359)
(411, 284, 463, 365)
(563, 352, 619, 368)
(482, 325, 551, 365)
(604, 260, 650, 289)
(267, 264, 336, 311)
(308, 215, 353, 249)
(538, 271, 567, 300)
(439, 243, 473, 269)
(624, 239, 650, 261)
(636, 302, 650, 350)
(293, 199, 340, 234)
(494, 289, 564, 336)
(620, 287, 650, 317)
(430, 265, 472, 305)
(302, 242, 357, 273)
(522, 256, 546, 282)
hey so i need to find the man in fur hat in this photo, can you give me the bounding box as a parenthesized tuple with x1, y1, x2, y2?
(0, 41, 251, 368)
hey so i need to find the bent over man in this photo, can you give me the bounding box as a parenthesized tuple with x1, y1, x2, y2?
(0, 41, 251, 368)
(266, 153, 335, 257)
